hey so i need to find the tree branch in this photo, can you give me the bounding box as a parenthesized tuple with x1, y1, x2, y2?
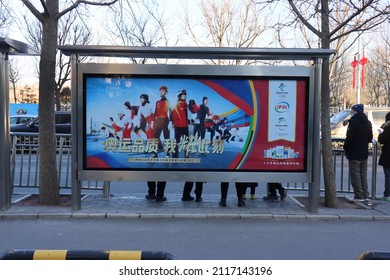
(21, 0, 44, 22)
(288, 0, 321, 37)
(331, 13, 388, 42)
(329, 0, 375, 36)
(57, 0, 118, 19)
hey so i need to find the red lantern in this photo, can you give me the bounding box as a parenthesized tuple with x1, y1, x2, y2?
(351, 56, 358, 89)
(359, 54, 368, 88)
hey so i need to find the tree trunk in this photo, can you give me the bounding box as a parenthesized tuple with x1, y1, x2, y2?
(321, 58, 338, 208)
(321, 0, 338, 208)
(12, 82, 17, 103)
(38, 14, 60, 205)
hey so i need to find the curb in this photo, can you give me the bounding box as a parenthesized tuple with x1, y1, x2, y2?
(1, 211, 390, 221)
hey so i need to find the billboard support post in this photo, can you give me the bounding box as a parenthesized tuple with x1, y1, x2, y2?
(0, 38, 38, 211)
(71, 54, 81, 211)
(0, 52, 11, 211)
(308, 58, 323, 213)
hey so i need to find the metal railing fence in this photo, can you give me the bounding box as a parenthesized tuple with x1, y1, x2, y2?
(9, 133, 378, 198)
(286, 138, 378, 198)
(10, 132, 106, 194)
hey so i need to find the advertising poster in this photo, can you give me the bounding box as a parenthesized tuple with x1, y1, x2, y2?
(84, 75, 307, 171)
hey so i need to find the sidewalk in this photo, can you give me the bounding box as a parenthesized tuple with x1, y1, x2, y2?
(2, 190, 390, 220)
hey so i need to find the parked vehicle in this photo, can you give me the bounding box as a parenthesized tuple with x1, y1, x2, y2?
(10, 115, 37, 127)
(330, 107, 390, 139)
(10, 111, 71, 134)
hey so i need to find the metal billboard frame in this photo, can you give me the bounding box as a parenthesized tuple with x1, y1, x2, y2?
(59, 45, 334, 212)
(78, 63, 313, 183)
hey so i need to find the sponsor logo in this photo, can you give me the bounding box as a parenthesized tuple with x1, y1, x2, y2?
(274, 102, 290, 113)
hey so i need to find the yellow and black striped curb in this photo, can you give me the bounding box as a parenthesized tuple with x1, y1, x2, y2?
(0, 250, 176, 260)
(358, 251, 390, 260)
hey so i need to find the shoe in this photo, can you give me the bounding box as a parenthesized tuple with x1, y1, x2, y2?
(383, 196, 390, 202)
(250, 194, 256, 200)
(280, 188, 287, 200)
(237, 198, 245, 207)
(181, 196, 194, 201)
(242, 194, 246, 200)
(155, 196, 167, 202)
(195, 197, 202, 202)
(219, 199, 227, 207)
(354, 196, 364, 202)
(263, 195, 278, 202)
(145, 194, 156, 200)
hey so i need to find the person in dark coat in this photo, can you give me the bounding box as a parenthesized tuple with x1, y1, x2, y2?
(343, 104, 373, 201)
(378, 112, 390, 201)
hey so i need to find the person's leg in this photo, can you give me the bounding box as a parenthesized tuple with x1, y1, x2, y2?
(242, 186, 247, 200)
(146, 181, 156, 200)
(155, 181, 166, 201)
(219, 182, 229, 206)
(235, 183, 246, 207)
(349, 159, 364, 199)
(182, 182, 194, 201)
(276, 183, 287, 200)
(359, 160, 370, 200)
(384, 166, 390, 199)
(268, 183, 278, 196)
(248, 182, 258, 200)
(263, 183, 278, 201)
(173, 127, 180, 158)
(194, 182, 203, 202)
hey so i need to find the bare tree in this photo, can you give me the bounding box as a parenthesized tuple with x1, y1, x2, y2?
(184, 0, 270, 65)
(55, 11, 92, 110)
(105, 0, 173, 64)
(21, 0, 118, 205)
(22, 8, 92, 111)
(0, 0, 12, 35)
(365, 41, 390, 107)
(8, 59, 21, 103)
(367, 29, 390, 107)
(329, 55, 350, 111)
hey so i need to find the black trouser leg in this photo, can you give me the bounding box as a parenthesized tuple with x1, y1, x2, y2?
(194, 182, 203, 198)
(147, 181, 156, 196)
(275, 183, 284, 194)
(156, 181, 166, 197)
(182, 182, 194, 198)
(220, 182, 229, 199)
(267, 183, 278, 196)
(235, 183, 246, 199)
(250, 187, 256, 196)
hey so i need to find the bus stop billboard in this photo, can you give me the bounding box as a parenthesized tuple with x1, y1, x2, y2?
(78, 64, 313, 183)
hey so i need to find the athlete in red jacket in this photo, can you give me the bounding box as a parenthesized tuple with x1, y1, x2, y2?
(170, 89, 189, 158)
